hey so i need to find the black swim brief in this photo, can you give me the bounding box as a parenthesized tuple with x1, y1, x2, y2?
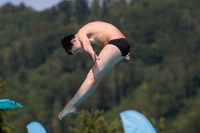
(108, 38, 130, 56)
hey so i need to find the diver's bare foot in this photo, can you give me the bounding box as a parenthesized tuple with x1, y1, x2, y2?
(125, 53, 130, 60)
(58, 106, 77, 120)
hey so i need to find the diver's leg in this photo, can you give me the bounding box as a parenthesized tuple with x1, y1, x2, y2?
(58, 45, 124, 119)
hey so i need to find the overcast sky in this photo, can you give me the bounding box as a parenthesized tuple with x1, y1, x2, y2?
(0, 0, 63, 11)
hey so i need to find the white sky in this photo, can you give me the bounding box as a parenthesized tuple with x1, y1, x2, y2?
(0, 0, 63, 11)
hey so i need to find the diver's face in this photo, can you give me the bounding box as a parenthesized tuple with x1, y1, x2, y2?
(70, 38, 83, 54)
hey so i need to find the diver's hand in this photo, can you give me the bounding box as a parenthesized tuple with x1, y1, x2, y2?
(92, 51, 100, 62)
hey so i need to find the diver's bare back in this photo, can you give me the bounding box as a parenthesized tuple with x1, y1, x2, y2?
(78, 21, 125, 47)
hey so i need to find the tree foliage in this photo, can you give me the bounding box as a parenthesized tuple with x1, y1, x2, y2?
(69, 110, 122, 133)
(0, 80, 14, 133)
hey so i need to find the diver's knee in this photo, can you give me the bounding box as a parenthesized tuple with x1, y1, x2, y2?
(86, 72, 101, 82)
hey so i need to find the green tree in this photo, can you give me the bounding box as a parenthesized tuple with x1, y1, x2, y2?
(90, 0, 100, 13)
(0, 2, 32, 13)
(75, 0, 90, 24)
(0, 79, 14, 133)
(100, 0, 110, 20)
(58, 0, 74, 17)
(69, 110, 122, 133)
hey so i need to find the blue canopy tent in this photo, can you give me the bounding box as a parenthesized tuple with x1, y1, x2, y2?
(120, 110, 156, 133)
(0, 99, 22, 109)
(0, 99, 47, 133)
(26, 121, 47, 133)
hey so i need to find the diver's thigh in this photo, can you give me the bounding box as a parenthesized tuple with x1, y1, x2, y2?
(91, 45, 123, 79)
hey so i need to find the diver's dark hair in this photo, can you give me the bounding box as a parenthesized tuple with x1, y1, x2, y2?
(60, 34, 75, 55)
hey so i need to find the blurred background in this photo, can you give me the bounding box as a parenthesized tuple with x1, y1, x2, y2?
(0, 0, 200, 133)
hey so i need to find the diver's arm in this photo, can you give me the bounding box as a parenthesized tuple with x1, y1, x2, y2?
(78, 34, 99, 61)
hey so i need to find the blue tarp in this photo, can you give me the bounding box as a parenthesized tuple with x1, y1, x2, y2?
(120, 110, 156, 133)
(26, 121, 47, 133)
(0, 99, 22, 109)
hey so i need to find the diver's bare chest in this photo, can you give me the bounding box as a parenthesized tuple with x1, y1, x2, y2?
(88, 35, 105, 47)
